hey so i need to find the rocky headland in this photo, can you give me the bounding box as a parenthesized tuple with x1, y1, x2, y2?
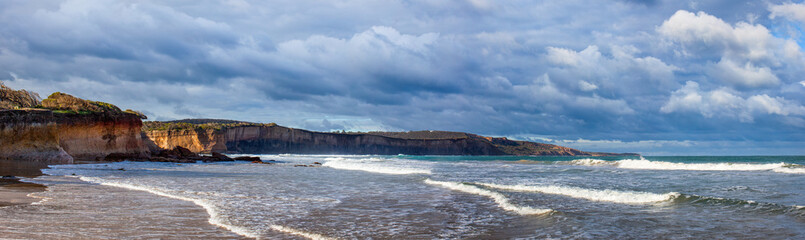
(1, 85, 150, 163)
(1, 82, 636, 164)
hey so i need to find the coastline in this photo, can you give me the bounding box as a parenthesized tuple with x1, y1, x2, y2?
(0, 160, 48, 207)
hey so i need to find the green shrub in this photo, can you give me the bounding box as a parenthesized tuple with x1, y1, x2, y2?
(41, 92, 123, 113)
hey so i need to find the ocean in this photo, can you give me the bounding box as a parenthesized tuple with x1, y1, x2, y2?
(2, 155, 804, 239)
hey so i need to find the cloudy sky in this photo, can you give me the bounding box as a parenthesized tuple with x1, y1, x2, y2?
(2, 0, 804, 155)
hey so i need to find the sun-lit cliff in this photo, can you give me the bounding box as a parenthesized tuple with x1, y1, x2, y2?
(0, 85, 149, 163)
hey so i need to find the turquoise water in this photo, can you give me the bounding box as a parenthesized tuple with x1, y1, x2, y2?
(3, 155, 804, 239)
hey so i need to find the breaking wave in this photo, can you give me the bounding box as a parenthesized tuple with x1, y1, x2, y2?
(566, 157, 804, 173)
(424, 179, 552, 215)
(476, 182, 680, 204)
(323, 157, 431, 175)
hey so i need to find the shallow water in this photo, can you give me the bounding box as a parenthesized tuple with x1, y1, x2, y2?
(3, 155, 804, 239)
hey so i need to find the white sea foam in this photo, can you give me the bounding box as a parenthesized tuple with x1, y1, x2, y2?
(26, 192, 51, 205)
(476, 182, 680, 204)
(78, 176, 260, 239)
(270, 225, 337, 240)
(424, 179, 552, 215)
(323, 157, 431, 175)
(566, 157, 803, 173)
(565, 158, 616, 166)
(772, 167, 805, 174)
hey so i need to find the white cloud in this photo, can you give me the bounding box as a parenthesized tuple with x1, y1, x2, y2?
(707, 58, 780, 88)
(769, 2, 805, 23)
(661, 81, 805, 122)
(579, 81, 598, 91)
(658, 10, 776, 62)
(546, 46, 585, 66)
(657, 10, 802, 89)
(544, 45, 678, 94)
(513, 74, 635, 115)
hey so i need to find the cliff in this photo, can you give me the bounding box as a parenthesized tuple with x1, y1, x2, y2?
(1, 87, 149, 163)
(0, 110, 150, 163)
(0, 110, 72, 163)
(54, 112, 149, 161)
(143, 120, 637, 156)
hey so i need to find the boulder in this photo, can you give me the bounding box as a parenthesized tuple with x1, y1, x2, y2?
(156, 146, 198, 159)
(210, 152, 234, 161)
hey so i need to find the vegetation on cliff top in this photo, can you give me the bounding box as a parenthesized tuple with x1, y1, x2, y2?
(41, 92, 122, 113)
(0, 82, 41, 109)
(0, 81, 146, 119)
(143, 119, 277, 131)
(356, 130, 474, 140)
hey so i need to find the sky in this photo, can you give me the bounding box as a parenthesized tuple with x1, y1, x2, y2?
(1, 0, 804, 155)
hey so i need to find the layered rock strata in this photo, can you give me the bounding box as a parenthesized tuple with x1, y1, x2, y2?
(0, 110, 149, 163)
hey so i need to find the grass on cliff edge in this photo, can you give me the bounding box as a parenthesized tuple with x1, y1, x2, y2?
(1, 81, 146, 119)
(143, 120, 277, 131)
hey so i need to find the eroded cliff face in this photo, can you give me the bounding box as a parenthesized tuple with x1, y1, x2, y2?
(142, 124, 632, 156)
(0, 110, 149, 163)
(144, 128, 227, 153)
(0, 110, 72, 163)
(56, 113, 149, 160)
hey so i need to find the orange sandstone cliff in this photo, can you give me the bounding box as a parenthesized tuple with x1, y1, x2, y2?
(0, 87, 149, 163)
(0, 110, 149, 163)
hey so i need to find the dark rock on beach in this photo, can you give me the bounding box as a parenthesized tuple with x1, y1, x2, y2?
(234, 156, 261, 161)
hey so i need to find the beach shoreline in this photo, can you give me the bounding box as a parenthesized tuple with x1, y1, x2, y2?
(0, 159, 49, 207)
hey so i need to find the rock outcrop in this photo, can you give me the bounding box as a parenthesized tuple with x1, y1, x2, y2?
(0, 110, 150, 163)
(1, 87, 150, 163)
(143, 120, 638, 156)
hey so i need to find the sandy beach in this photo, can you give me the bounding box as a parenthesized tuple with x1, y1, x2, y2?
(0, 160, 48, 207)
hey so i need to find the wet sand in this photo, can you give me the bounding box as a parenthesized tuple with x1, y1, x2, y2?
(0, 160, 48, 207)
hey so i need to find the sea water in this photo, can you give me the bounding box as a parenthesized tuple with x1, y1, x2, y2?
(2, 155, 805, 239)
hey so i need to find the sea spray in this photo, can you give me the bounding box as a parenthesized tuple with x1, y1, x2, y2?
(424, 179, 552, 215)
(476, 182, 680, 204)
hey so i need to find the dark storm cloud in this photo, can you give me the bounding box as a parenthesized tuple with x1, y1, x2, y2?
(1, 0, 804, 154)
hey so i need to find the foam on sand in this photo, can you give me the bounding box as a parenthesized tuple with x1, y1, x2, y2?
(78, 176, 260, 239)
(476, 182, 680, 204)
(424, 179, 552, 215)
(323, 157, 431, 175)
(270, 225, 337, 240)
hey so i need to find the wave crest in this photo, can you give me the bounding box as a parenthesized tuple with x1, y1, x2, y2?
(476, 182, 679, 204)
(564, 158, 804, 173)
(323, 157, 431, 175)
(424, 179, 552, 215)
